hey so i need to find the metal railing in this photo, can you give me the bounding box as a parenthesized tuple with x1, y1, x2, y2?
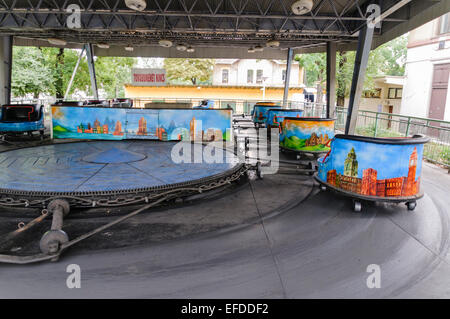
(336, 107, 450, 168)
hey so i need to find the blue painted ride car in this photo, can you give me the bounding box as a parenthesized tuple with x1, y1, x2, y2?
(0, 104, 45, 139)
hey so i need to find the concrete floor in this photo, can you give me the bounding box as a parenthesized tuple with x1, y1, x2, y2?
(0, 122, 449, 298)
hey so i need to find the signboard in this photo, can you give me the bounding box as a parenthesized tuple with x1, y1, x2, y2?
(131, 68, 167, 86)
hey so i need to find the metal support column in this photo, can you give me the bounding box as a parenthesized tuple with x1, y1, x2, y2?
(0, 36, 13, 105)
(283, 48, 294, 108)
(345, 26, 374, 134)
(64, 47, 86, 100)
(85, 43, 99, 100)
(326, 42, 336, 119)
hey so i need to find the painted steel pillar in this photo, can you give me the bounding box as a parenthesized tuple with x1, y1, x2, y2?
(0, 36, 13, 105)
(345, 26, 374, 135)
(85, 43, 99, 100)
(326, 42, 337, 119)
(283, 48, 294, 108)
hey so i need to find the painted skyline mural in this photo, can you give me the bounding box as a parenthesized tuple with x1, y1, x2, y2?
(280, 119, 335, 152)
(252, 105, 282, 124)
(266, 110, 304, 127)
(317, 138, 425, 198)
(52, 107, 232, 142)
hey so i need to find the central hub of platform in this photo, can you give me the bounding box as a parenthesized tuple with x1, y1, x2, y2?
(81, 147, 147, 164)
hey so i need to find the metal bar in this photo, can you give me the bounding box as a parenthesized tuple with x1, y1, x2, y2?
(64, 46, 85, 100)
(326, 41, 336, 119)
(0, 35, 12, 105)
(85, 43, 98, 100)
(0, 9, 408, 21)
(345, 25, 374, 135)
(283, 48, 293, 108)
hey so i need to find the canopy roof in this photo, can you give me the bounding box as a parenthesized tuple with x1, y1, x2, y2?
(1, 0, 449, 58)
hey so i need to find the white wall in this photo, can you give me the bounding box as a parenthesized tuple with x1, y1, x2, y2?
(212, 59, 300, 87)
(400, 18, 450, 120)
(344, 81, 403, 114)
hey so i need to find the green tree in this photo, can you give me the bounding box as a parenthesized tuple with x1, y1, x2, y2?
(164, 58, 214, 85)
(296, 53, 327, 103)
(295, 34, 407, 106)
(12, 47, 137, 99)
(95, 56, 136, 98)
(11, 46, 54, 98)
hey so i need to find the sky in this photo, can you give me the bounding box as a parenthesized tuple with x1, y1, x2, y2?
(283, 120, 335, 140)
(330, 138, 423, 180)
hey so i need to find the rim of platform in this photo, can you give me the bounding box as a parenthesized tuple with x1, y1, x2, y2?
(0, 140, 247, 207)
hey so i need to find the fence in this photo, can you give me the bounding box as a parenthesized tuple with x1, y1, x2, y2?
(335, 108, 450, 169)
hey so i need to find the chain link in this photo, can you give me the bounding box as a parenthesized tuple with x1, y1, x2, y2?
(0, 165, 250, 209)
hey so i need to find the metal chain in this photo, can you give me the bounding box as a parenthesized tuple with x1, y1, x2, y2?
(0, 165, 250, 209)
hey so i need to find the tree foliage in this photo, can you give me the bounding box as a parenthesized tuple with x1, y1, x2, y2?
(294, 34, 408, 105)
(164, 58, 214, 85)
(11, 47, 54, 98)
(12, 46, 137, 99)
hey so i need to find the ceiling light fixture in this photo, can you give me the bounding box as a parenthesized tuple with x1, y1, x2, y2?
(48, 38, 67, 46)
(176, 44, 187, 51)
(125, 0, 147, 11)
(266, 40, 280, 48)
(254, 45, 264, 52)
(97, 43, 110, 49)
(291, 0, 314, 15)
(159, 39, 173, 48)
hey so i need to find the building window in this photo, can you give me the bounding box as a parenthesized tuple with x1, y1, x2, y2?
(256, 70, 264, 84)
(388, 88, 402, 99)
(439, 13, 450, 35)
(247, 70, 254, 84)
(222, 69, 229, 84)
(282, 70, 287, 82)
(363, 88, 381, 98)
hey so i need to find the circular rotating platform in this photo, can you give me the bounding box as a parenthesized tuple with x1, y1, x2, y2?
(0, 141, 242, 197)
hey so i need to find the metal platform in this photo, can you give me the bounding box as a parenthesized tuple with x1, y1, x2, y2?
(0, 141, 243, 207)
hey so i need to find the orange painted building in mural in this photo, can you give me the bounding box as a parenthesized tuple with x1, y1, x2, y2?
(326, 147, 420, 198)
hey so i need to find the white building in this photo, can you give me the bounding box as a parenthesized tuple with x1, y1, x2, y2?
(400, 12, 450, 121)
(344, 76, 404, 114)
(212, 59, 304, 88)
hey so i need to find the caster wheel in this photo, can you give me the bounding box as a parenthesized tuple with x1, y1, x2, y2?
(320, 185, 327, 191)
(353, 201, 362, 212)
(256, 161, 263, 179)
(39, 230, 69, 254)
(406, 201, 417, 211)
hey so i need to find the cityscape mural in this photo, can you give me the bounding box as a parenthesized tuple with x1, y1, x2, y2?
(252, 105, 282, 124)
(52, 107, 232, 142)
(266, 110, 304, 127)
(317, 138, 425, 198)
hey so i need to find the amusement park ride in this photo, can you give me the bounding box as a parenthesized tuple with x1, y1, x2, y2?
(0, 0, 446, 272)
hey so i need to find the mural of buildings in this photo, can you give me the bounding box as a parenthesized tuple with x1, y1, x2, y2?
(344, 147, 358, 177)
(53, 107, 231, 142)
(326, 147, 420, 198)
(305, 133, 330, 147)
(137, 117, 147, 135)
(114, 121, 124, 136)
